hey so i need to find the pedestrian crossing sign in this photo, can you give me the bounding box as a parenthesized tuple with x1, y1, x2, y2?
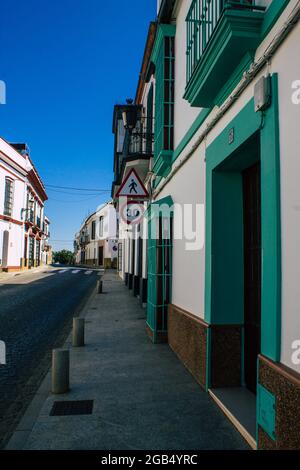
(116, 169, 149, 199)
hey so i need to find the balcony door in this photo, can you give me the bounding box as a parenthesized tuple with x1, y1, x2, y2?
(2, 231, 9, 268)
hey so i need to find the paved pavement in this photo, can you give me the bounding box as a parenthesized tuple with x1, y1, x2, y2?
(7, 270, 249, 450)
(0, 265, 100, 448)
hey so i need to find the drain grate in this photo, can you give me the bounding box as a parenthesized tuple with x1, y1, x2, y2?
(50, 400, 94, 416)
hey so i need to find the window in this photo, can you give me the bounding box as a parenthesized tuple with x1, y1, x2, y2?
(154, 32, 175, 160)
(36, 240, 41, 267)
(26, 192, 34, 222)
(36, 204, 42, 228)
(99, 216, 104, 237)
(91, 220, 96, 240)
(29, 237, 34, 267)
(3, 178, 14, 217)
(147, 198, 173, 340)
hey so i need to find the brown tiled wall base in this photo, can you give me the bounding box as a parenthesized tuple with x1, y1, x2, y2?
(146, 323, 168, 344)
(210, 325, 242, 388)
(168, 305, 243, 390)
(168, 304, 207, 389)
(258, 355, 300, 450)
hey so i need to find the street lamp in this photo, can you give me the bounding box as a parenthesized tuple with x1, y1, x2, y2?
(21, 197, 35, 221)
(122, 99, 138, 132)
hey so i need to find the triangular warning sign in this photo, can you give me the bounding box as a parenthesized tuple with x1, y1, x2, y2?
(116, 169, 149, 198)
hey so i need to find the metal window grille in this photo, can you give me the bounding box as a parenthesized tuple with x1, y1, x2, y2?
(3, 177, 14, 217)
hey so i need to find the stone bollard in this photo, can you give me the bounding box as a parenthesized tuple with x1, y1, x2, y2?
(72, 318, 85, 347)
(97, 280, 103, 294)
(52, 349, 70, 394)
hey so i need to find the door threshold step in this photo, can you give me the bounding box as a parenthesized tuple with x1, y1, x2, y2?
(208, 388, 257, 450)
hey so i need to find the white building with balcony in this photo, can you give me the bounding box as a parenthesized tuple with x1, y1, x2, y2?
(0, 138, 50, 271)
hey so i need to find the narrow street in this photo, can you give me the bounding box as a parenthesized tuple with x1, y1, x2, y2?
(0, 267, 99, 448)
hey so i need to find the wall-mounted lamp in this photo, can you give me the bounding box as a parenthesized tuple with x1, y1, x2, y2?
(122, 99, 138, 132)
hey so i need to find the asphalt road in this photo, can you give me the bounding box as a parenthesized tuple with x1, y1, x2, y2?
(0, 266, 99, 448)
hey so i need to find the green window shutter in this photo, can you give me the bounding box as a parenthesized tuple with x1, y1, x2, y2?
(152, 25, 176, 177)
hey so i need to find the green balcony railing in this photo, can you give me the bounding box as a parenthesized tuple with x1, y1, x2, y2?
(186, 0, 266, 84)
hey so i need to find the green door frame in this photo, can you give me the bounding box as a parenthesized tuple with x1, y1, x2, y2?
(205, 74, 281, 363)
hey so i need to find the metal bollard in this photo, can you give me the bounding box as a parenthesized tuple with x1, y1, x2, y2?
(51, 349, 70, 394)
(97, 280, 103, 294)
(72, 318, 85, 347)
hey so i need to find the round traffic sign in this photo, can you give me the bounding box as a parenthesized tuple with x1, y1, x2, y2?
(120, 201, 145, 225)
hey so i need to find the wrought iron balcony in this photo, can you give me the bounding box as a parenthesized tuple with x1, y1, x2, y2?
(79, 234, 90, 246)
(185, 0, 266, 107)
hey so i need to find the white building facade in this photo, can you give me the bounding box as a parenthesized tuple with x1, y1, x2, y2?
(0, 138, 50, 271)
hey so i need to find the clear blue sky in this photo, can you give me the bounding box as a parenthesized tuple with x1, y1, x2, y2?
(0, 0, 156, 251)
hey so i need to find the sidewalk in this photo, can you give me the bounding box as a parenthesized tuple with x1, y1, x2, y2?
(7, 270, 249, 450)
(0, 265, 52, 283)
